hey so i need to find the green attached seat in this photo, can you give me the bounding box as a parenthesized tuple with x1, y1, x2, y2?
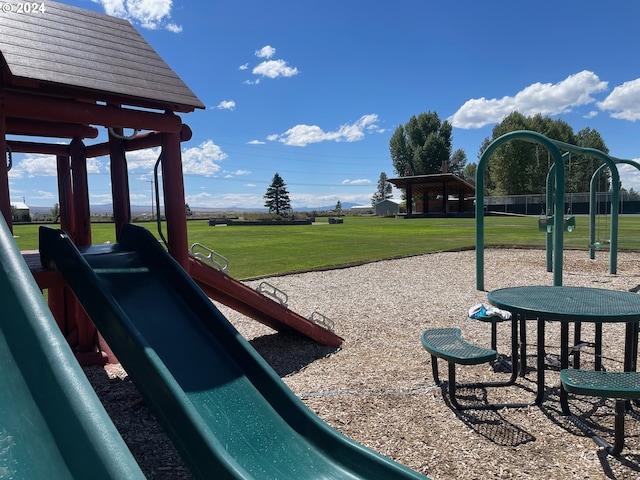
(421, 328, 499, 410)
(561, 369, 640, 455)
(421, 328, 496, 366)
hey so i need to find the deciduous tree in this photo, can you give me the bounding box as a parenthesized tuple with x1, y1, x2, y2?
(389, 111, 453, 176)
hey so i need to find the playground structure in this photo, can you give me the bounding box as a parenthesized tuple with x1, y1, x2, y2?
(0, 1, 341, 363)
(38, 222, 427, 479)
(0, 2, 424, 478)
(475, 130, 639, 291)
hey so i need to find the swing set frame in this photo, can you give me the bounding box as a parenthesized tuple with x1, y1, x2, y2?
(474, 130, 637, 291)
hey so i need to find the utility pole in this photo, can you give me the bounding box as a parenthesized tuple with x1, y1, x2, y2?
(146, 179, 154, 216)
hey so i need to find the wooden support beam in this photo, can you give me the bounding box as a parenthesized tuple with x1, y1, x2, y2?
(85, 123, 192, 158)
(9, 140, 70, 156)
(7, 118, 99, 139)
(1, 91, 183, 133)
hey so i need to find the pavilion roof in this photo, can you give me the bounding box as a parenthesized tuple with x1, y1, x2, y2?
(388, 173, 476, 197)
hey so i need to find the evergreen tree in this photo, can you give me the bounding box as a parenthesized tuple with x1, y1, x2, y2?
(371, 172, 393, 206)
(264, 173, 292, 216)
(449, 149, 467, 176)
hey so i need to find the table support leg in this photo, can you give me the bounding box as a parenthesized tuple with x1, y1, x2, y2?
(518, 315, 527, 377)
(560, 322, 570, 412)
(595, 323, 603, 371)
(624, 322, 639, 372)
(573, 321, 582, 369)
(535, 318, 545, 405)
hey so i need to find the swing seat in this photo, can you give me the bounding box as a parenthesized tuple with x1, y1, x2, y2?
(564, 215, 576, 232)
(538, 215, 552, 232)
(538, 215, 575, 232)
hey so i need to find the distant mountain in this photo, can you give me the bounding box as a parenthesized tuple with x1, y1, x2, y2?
(28, 202, 363, 217)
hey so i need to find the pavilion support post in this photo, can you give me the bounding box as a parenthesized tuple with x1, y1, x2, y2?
(161, 129, 188, 270)
(108, 128, 131, 240)
(423, 191, 428, 214)
(442, 180, 449, 214)
(406, 183, 413, 215)
(0, 115, 12, 231)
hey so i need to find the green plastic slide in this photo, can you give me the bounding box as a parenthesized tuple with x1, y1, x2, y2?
(39, 223, 429, 480)
(0, 216, 145, 479)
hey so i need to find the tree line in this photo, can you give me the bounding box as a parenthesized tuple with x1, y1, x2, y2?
(261, 109, 626, 215)
(388, 110, 619, 197)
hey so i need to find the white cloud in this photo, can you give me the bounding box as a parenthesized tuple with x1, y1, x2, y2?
(86, 158, 102, 174)
(243, 45, 299, 82)
(32, 190, 57, 201)
(165, 22, 182, 33)
(449, 70, 608, 129)
(181, 140, 227, 177)
(247, 139, 265, 145)
(214, 100, 236, 110)
(269, 114, 381, 146)
(122, 149, 159, 172)
(255, 45, 276, 59)
(9, 154, 56, 178)
(223, 169, 251, 178)
(91, 0, 181, 32)
(618, 161, 640, 193)
(9, 140, 228, 182)
(598, 78, 640, 121)
(90, 193, 113, 205)
(185, 192, 264, 209)
(9, 154, 102, 178)
(342, 179, 371, 185)
(252, 59, 299, 79)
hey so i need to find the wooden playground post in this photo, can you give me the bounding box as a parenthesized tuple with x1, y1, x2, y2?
(161, 129, 189, 270)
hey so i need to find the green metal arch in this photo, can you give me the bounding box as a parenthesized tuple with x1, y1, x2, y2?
(476, 130, 565, 290)
(475, 130, 621, 290)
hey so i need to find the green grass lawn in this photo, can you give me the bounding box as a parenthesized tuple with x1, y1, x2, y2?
(13, 215, 638, 279)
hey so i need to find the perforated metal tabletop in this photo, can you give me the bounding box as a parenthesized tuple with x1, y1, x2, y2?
(488, 286, 640, 323)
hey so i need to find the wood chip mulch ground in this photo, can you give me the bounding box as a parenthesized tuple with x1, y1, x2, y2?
(84, 248, 640, 479)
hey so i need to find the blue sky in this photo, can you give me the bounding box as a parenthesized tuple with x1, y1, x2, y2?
(9, 0, 640, 210)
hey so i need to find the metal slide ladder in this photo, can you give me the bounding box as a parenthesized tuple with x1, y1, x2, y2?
(256, 282, 336, 332)
(190, 243, 336, 333)
(190, 243, 229, 274)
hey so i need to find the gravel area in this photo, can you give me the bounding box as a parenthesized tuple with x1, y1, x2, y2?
(85, 248, 640, 479)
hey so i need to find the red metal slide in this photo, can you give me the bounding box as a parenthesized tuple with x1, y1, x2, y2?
(188, 256, 344, 347)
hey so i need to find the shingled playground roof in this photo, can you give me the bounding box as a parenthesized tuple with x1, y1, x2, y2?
(0, 0, 204, 113)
